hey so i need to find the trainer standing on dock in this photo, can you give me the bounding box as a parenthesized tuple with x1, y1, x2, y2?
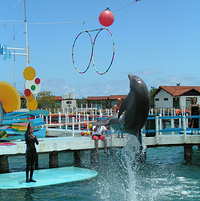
(25, 122, 39, 182)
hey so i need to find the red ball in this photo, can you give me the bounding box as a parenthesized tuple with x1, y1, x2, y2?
(99, 8, 114, 27)
(92, 136, 99, 140)
(35, 77, 41, 84)
(24, 88, 31, 97)
(99, 135, 105, 140)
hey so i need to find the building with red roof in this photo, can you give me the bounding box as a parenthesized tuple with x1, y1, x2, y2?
(86, 95, 126, 109)
(154, 86, 200, 109)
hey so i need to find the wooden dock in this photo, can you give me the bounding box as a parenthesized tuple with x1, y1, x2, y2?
(0, 135, 128, 173)
(0, 136, 128, 155)
(44, 112, 200, 164)
(142, 114, 200, 163)
(1, 111, 200, 173)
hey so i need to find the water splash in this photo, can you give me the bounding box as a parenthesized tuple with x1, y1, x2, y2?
(95, 135, 143, 201)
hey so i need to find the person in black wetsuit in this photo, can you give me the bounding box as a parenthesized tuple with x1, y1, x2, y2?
(190, 98, 199, 134)
(25, 123, 39, 182)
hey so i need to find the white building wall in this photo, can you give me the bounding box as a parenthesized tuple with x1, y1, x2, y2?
(154, 88, 200, 109)
(154, 90, 173, 108)
(61, 99, 77, 111)
(61, 93, 77, 112)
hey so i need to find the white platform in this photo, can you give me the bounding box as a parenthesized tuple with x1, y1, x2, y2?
(0, 166, 98, 189)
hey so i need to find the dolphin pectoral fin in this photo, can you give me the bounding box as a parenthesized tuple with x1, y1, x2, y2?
(118, 98, 128, 118)
(107, 118, 123, 132)
(136, 130, 142, 144)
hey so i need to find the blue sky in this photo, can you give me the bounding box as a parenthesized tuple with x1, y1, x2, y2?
(0, 0, 200, 97)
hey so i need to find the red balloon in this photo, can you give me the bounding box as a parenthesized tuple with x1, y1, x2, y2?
(92, 135, 99, 140)
(24, 88, 32, 97)
(99, 135, 105, 140)
(35, 77, 41, 84)
(99, 8, 114, 27)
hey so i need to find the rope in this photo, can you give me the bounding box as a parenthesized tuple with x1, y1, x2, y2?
(0, 1, 142, 26)
(114, 0, 141, 13)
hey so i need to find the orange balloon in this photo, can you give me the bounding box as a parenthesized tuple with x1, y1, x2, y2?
(27, 97, 38, 110)
(26, 94, 34, 102)
(23, 66, 36, 80)
(0, 82, 21, 112)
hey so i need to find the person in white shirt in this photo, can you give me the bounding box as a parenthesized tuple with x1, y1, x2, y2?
(91, 124, 108, 156)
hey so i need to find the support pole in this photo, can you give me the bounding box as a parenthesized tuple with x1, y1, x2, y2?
(155, 116, 159, 144)
(58, 112, 62, 129)
(171, 118, 175, 135)
(0, 155, 9, 173)
(184, 145, 192, 164)
(78, 113, 81, 130)
(49, 151, 58, 168)
(72, 117, 75, 136)
(74, 151, 81, 167)
(90, 141, 99, 165)
(183, 115, 187, 141)
(23, 0, 30, 65)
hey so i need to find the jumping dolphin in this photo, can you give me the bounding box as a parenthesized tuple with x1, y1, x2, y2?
(108, 74, 150, 143)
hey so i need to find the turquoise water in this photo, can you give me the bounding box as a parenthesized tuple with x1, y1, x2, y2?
(1, 144, 200, 201)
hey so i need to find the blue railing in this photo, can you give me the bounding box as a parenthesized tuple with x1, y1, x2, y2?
(147, 115, 200, 120)
(144, 115, 200, 135)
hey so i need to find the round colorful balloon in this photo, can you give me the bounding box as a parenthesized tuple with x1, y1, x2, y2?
(35, 77, 41, 84)
(27, 97, 38, 110)
(0, 82, 21, 112)
(24, 88, 32, 97)
(26, 94, 35, 102)
(23, 66, 36, 80)
(99, 8, 114, 27)
(25, 78, 41, 95)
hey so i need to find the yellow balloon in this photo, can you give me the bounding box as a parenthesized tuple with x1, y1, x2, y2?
(0, 82, 21, 113)
(26, 94, 34, 101)
(27, 97, 38, 110)
(23, 66, 36, 80)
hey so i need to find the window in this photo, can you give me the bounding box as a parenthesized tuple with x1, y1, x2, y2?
(164, 98, 168, 101)
(66, 101, 72, 104)
(155, 98, 159, 101)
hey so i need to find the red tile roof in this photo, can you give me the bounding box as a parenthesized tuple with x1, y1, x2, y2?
(158, 86, 200, 96)
(109, 95, 127, 100)
(87, 95, 127, 101)
(54, 96, 63, 101)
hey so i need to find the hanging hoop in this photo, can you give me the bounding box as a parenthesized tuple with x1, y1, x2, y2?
(93, 28, 115, 75)
(72, 30, 94, 74)
(72, 28, 115, 75)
